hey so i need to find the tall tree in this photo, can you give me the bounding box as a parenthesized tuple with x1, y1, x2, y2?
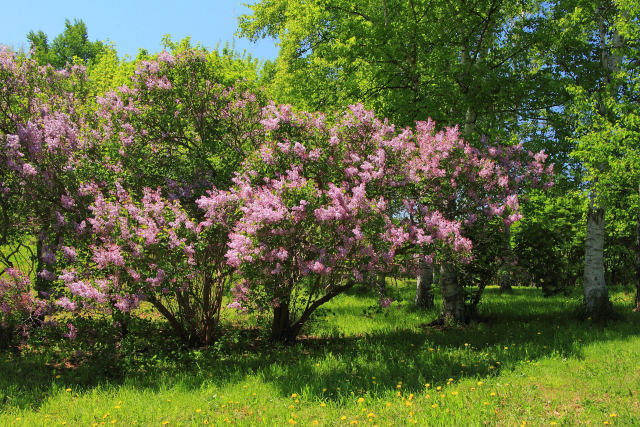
(27, 19, 105, 68)
(551, 0, 640, 317)
(240, 0, 559, 134)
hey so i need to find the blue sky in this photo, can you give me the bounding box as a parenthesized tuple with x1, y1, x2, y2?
(1, 0, 279, 61)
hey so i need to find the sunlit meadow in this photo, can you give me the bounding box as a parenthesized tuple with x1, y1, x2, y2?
(1, 281, 639, 425)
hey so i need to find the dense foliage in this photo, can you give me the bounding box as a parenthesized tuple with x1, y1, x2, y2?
(1, 0, 639, 351)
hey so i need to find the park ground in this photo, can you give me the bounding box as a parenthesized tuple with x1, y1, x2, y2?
(1, 282, 639, 426)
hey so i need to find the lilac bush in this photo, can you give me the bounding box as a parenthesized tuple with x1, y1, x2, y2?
(199, 103, 553, 340)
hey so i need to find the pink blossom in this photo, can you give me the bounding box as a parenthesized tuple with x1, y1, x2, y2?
(55, 297, 77, 311)
(61, 246, 77, 261)
(22, 163, 37, 176)
(63, 323, 77, 340)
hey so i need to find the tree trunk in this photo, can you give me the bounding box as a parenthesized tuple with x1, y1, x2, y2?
(635, 184, 640, 312)
(415, 260, 434, 309)
(271, 301, 296, 342)
(583, 196, 613, 318)
(34, 235, 48, 295)
(440, 263, 465, 323)
(500, 225, 514, 294)
(376, 274, 387, 298)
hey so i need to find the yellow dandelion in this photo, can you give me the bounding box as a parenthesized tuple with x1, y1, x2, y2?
(65, 388, 72, 392)
(55, 375, 61, 379)
(350, 421, 358, 425)
(451, 391, 458, 396)
(386, 402, 391, 407)
(311, 421, 319, 426)
(367, 413, 375, 418)
(477, 381, 483, 386)
(436, 386, 442, 391)
(288, 419, 296, 424)
(490, 392, 497, 396)
(320, 402, 326, 407)
(322, 388, 327, 392)
(431, 404, 438, 409)
(504, 346, 509, 350)
(396, 384, 402, 389)
(483, 401, 489, 405)
(425, 383, 430, 388)
(405, 401, 412, 407)
(358, 397, 364, 403)
(610, 414, 617, 418)
(114, 406, 120, 409)
(291, 393, 297, 398)
(196, 409, 202, 413)
(341, 416, 347, 420)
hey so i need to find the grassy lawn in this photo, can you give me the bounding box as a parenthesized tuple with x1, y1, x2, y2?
(1, 282, 639, 426)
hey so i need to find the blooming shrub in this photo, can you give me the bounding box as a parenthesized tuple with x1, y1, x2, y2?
(199, 103, 553, 340)
(51, 49, 265, 346)
(56, 184, 232, 346)
(0, 47, 91, 296)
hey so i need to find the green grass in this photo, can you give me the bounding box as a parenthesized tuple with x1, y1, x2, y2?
(1, 282, 639, 426)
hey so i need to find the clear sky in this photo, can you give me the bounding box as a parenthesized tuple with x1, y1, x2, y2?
(1, 0, 279, 61)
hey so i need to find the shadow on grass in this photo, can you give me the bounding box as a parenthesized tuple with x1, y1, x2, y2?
(1, 286, 639, 411)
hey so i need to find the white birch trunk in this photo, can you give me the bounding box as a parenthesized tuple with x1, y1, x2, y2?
(440, 262, 465, 323)
(583, 195, 612, 316)
(581, 11, 620, 318)
(415, 260, 434, 308)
